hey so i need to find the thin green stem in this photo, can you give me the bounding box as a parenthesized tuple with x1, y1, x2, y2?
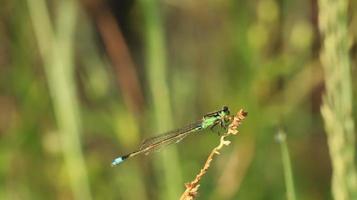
(139, 0, 182, 199)
(277, 130, 296, 200)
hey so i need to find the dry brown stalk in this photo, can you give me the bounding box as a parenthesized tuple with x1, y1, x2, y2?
(179, 109, 248, 200)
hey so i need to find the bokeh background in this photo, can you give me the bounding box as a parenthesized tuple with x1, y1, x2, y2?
(1, 0, 357, 199)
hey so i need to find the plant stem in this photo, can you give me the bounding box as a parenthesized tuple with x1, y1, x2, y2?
(27, 0, 92, 199)
(318, 0, 357, 199)
(277, 130, 296, 200)
(139, 0, 182, 199)
(180, 110, 247, 200)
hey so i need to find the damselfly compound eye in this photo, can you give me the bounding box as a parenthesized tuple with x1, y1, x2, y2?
(223, 106, 230, 115)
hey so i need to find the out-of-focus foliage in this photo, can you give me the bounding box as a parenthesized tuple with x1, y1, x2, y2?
(318, 0, 357, 199)
(0, 0, 356, 199)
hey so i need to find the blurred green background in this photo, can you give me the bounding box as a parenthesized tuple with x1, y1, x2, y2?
(1, 0, 357, 199)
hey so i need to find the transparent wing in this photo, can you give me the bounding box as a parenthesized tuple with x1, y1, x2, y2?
(139, 120, 203, 151)
(140, 131, 193, 156)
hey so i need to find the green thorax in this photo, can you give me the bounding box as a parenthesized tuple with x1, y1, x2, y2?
(201, 109, 229, 129)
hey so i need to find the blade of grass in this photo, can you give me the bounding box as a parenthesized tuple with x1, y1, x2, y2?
(139, 0, 182, 199)
(27, 0, 92, 199)
(276, 129, 296, 200)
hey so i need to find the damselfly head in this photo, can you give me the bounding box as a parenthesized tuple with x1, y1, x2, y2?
(222, 106, 230, 115)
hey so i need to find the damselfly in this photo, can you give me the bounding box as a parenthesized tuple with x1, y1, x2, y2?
(111, 106, 231, 166)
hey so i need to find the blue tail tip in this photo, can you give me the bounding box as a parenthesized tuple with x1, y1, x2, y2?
(111, 157, 124, 166)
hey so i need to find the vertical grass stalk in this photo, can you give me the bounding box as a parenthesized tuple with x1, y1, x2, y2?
(276, 130, 296, 200)
(318, 0, 357, 199)
(139, 0, 182, 199)
(27, 0, 92, 199)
